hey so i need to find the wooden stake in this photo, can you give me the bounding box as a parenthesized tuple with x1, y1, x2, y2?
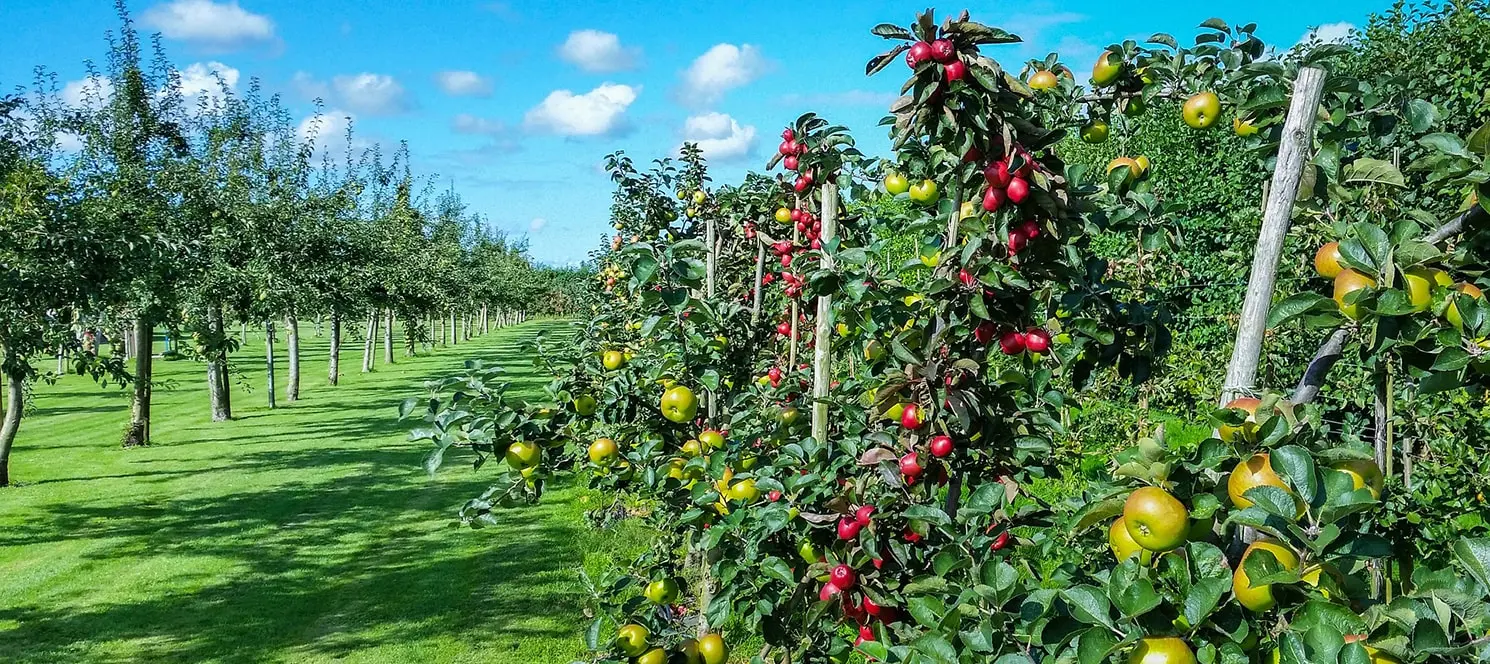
(1220, 66, 1328, 405)
(811, 182, 839, 446)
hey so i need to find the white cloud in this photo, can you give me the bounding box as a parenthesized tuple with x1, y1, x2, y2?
(558, 30, 640, 73)
(529, 218, 548, 232)
(1301, 22, 1356, 45)
(61, 75, 114, 109)
(297, 109, 355, 156)
(679, 44, 766, 107)
(451, 113, 505, 135)
(679, 112, 756, 162)
(55, 132, 85, 152)
(523, 83, 637, 137)
(141, 0, 276, 51)
(331, 73, 412, 115)
(435, 70, 493, 97)
(178, 61, 240, 107)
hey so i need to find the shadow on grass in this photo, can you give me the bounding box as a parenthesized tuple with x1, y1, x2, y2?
(0, 460, 589, 663)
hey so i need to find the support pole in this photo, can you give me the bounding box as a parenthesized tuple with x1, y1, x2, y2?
(1219, 66, 1328, 405)
(811, 183, 839, 445)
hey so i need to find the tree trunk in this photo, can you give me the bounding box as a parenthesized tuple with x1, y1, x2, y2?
(128, 318, 153, 445)
(285, 313, 301, 402)
(0, 358, 23, 487)
(264, 320, 277, 409)
(450, 310, 458, 346)
(362, 308, 378, 370)
(383, 309, 394, 365)
(1220, 66, 1327, 405)
(482, 305, 489, 334)
(328, 312, 342, 385)
(208, 306, 231, 422)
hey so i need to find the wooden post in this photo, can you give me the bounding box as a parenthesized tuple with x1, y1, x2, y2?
(264, 319, 277, 409)
(750, 239, 766, 327)
(788, 196, 801, 369)
(705, 215, 718, 420)
(811, 183, 839, 445)
(1219, 66, 1328, 405)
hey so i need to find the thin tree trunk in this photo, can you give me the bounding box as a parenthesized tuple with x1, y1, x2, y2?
(812, 183, 840, 445)
(450, 310, 458, 346)
(208, 306, 231, 422)
(328, 312, 342, 385)
(482, 305, 489, 334)
(382, 310, 394, 365)
(264, 320, 277, 409)
(129, 318, 153, 445)
(361, 309, 377, 373)
(285, 313, 301, 402)
(0, 358, 22, 487)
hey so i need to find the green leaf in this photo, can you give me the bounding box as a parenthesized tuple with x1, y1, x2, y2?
(1271, 445, 1318, 506)
(907, 595, 947, 626)
(397, 397, 420, 420)
(1077, 628, 1119, 664)
(1452, 538, 1490, 591)
(903, 505, 952, 527)
(911, 634, 958, 664)
(1062, 585, 1114, 628)
(761, 556, 795, 585)
(1268, 293, 1336, 327)
(1108, 561, 1161, 617)
(1343, 158, 1406, 187)
(1419, 132, 1470, 158)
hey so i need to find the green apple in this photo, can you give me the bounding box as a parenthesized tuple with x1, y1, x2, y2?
(907, 179, 939, 206)
(1182, 92, 1221, 129)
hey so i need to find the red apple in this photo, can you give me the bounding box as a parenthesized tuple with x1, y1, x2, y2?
(781, 128, 794, 142)
(837, 517, 861, 540)
(830, 564, 857, 589)
(999, 331, 1027, 355)
(899, 452, 923, 478)
(990, 531, 1011, 550)
(984, 160, 1012, 188)
(820, 582, 842, 602)
(1006, 177, 1029, 203)
(944, 60, 966, 81)
(1025, 328, 1051, 353)
(857, 624, 875, 644)
(899, 403, 923, 429)
(784, 155, 799, 171)
(982, 186, 1006, 212)
(778, 140, 796, 156)
(855, 505, 875, 525)
(1008, 229, 1027, 253)
(974, 321, 997, 345)
(959, 269, 975, 287)
(906, 41, 933, 68)
(1019, 220, 1041, 239)
(768, 490, 782, 502)
(929, 435, 954, 458)
(930, 39, 956, 62)
(862, 596, 882, 617)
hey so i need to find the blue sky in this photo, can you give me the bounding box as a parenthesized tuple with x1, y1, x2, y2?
(1, 0, 1386, 265)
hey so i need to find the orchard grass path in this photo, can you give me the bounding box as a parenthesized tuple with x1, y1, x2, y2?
(0, 319, 649, 664)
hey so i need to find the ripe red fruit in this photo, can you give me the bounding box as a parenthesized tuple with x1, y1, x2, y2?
(857, 624, 875, 643)
(959, 269, 975, 287)
(999, 331, 1027, 355)
(1019, 220, 1041, 239)
(768, 366, 782, 380)
(855, 505, 875, 525)
(862, 596, 882, 617)
(1006, 176, 1030, 203)
(906, 41, 933, 68)
(930, 39, 956, 62)
(776, 321, 791, 336)
(781, 254, 792, 267)
(899, 403, 923, 429)
(810, 239, 821, 250)
(974, 321, 998, 345)
(1025, 328, 1051, 353)
(962, 147, 982, 163)
(984, 160, 1012, 188)
(820, 582, 843, 602)
(982, 186, 1006, 212)
(929, 435, 954, 458)
(1007, 229, 1027, 253)
(837, 517, 862, 540)
(1013, 150, 1035, 177)
(902, 528, 921, 544)
(794, 177, 810, 192)
(830, 564, 857, 589)
(781, 128, 794, 142)
(791, 208, 803, 222)
(991, 531, 1011, 550)
(778, 140, 796, 156)
(944, 59, 966, 81)
(899, 452, 923, 478)
(767, 490, 782, 502)
(784, 155, 799, 171)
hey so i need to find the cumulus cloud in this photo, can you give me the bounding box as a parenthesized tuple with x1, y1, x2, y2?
(678, 44, 766, 107)
(1301, 22, 1356, 45)
(61, 75, 115, 109)
(679, 112, 756, 162)
(558, 30, 640, 73)
(435, 70, 493, 97)
(523, 83, 637, 137)
(178, 61, 240, 107)
(331, 73, 412, 115)
(451, 113, 506, 135)
(297, 109, 355, 156)
(141, 0, 276, 51)
(529, 218, 548, 232)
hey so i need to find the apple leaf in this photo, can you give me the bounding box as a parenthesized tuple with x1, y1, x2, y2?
(1268, 292, 1335, 327)
(1076, 628, 1119, 664)
(871, 23, 913, 40)
(1242, 547, 1301, 587)
(1062, 585, 1115, 629)
(1452, 537, 1490, 591)
(1419, 132, 1470, 158)
(1344, 158, 1406, 188)
(1405, 99, 1441, 133)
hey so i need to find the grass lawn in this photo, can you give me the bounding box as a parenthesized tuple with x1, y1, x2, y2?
(0, 319, 649, 663)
